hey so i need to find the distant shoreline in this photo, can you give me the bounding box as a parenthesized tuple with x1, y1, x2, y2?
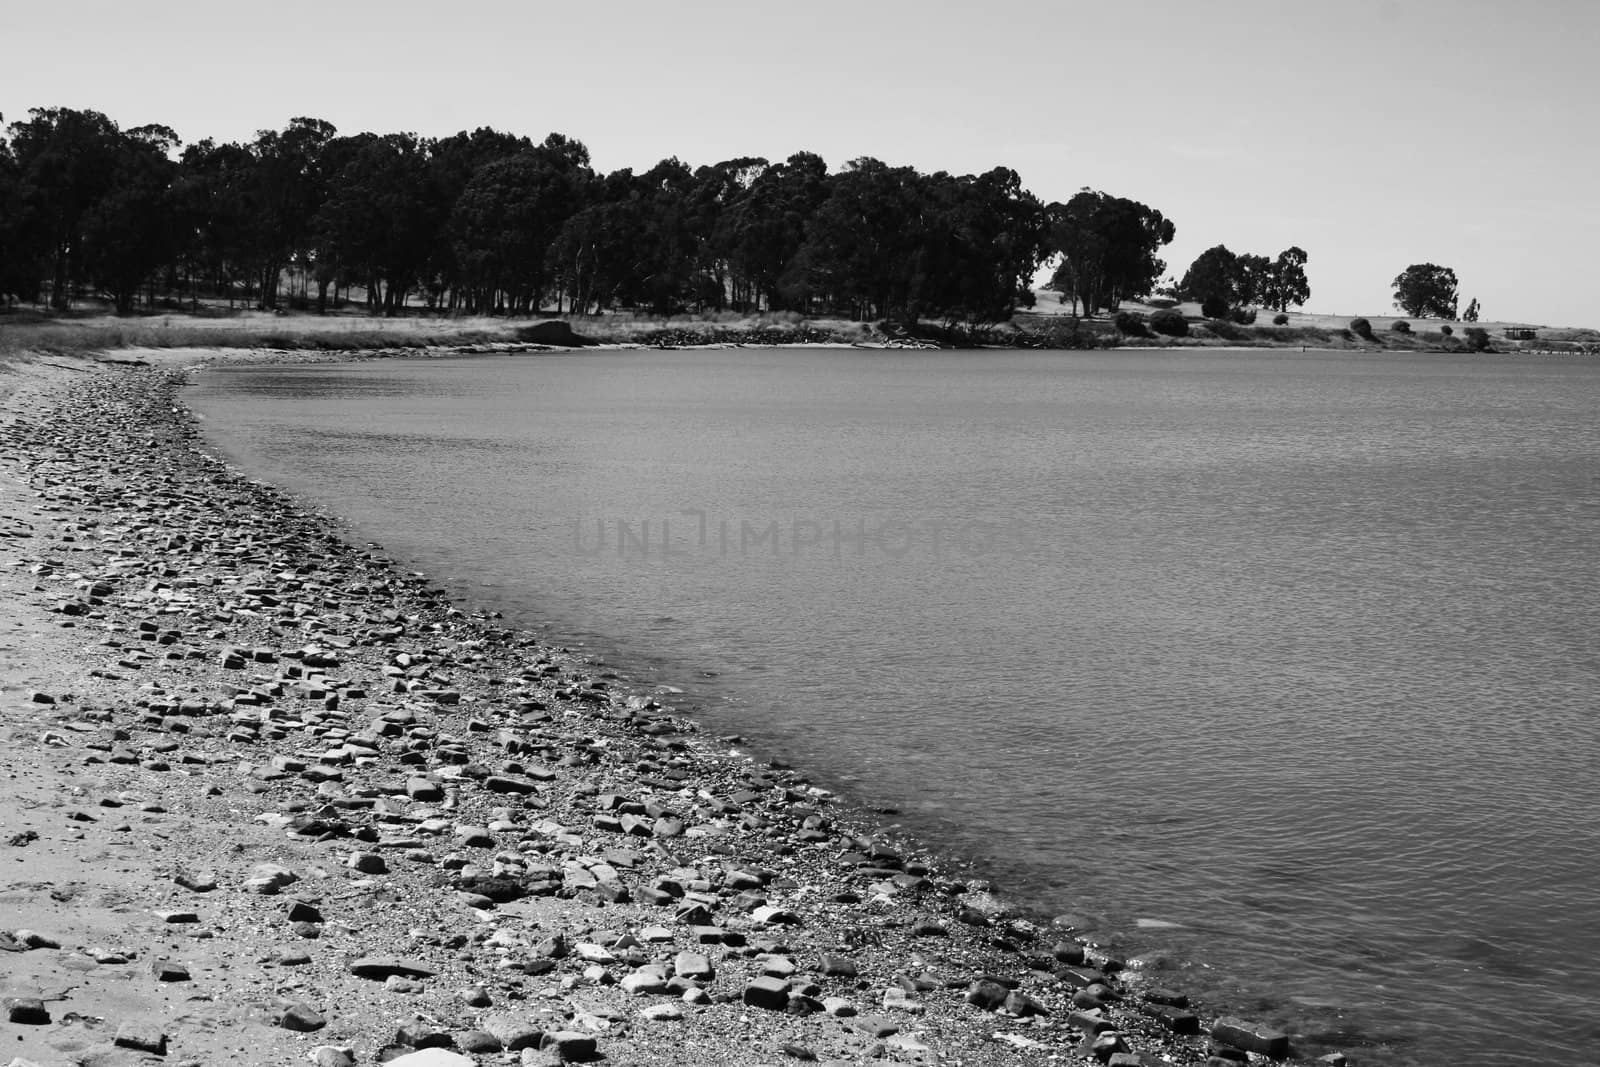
(3, 301, 1597, 359)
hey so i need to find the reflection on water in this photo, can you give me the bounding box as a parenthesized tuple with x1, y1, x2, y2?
(189, 348, 1600, 1067)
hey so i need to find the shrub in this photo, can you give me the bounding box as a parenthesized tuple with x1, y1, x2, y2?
(1149, 309, 1188, 337)
(1230, 307, 1258, 325)
(1391, 320, 1412, 333)
(1440, 324, 1453, 336)
(1113, 310, 1149, 337)
(1204, 320, 1249, 341)
(1464, 326, 1490, 351)
(1272, 312, 1289, 326)
(1145, 297, 1179, 309)
(1349, 317, 1374, 340)
(1200, 294, 1230, 320)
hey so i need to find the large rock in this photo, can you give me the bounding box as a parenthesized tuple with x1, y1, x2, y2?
(743, 976, 791, 1011)
(1212, 1017, 1290, 1058)
(673, 951, 715, 981)
(348, 955, 437, 980)
(277, 1002, 326, 1031)
(543, 1030, 599, 1061)
(381, 1052, 478, 1067)
(4, 997, 50, 1024)
(965, 979, 1009, 1011)
(113, 1022, 168, 1053)
(481, 1013, 545, 1052)
(516, 321, 596, 347)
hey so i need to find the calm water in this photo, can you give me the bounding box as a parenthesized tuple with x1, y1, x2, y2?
(188, 348, 1600, 1066)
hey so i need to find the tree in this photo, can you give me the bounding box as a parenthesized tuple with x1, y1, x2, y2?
(1234, 252, 1270, 308)
(249, 118, 337, 308)
(1048, 189, 1174, 315)
(719, 151, 828, 312)
(0, 122, 44, 303)
(785, 157, 927, 320)
(1178, 244, 1242, 309)
(81, 123, 182, 313)
(1261, 246, 1310, 312)
(1462, 297, 1480, 323)
(1392, 263, 1458, 319)
(448, 141, 589, 314)
(7, 107, 125, 308)
(176, 137, 257, 305)
(913, 166, 1051, 327)
(313, 132, 440, 315)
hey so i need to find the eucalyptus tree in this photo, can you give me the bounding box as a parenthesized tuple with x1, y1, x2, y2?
(1261, 246, 1310, 312)
(81, 123, 182, 313)
(786, 156, 928, 320)
(313, 132, 440, 315)
(1049, 189, 1175, 316)
(448, 134, 591, 313)
(248, 118, 337, 308)
(1392, 263, 1459, 319)
(426, 126, 534, 307)
(6, 107, 125, 308)
(914, 166, 1051, 327)
(719, 151, 828, 312)
(0, 122, 41, 303)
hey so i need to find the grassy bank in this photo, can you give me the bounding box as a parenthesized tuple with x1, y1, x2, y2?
(1020, 292, 1600, 353)
(3, 300, 1597, 358)
(0, 307, 522, 359)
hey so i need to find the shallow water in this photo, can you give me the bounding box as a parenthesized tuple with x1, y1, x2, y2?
(188, 347, 1600, 1066)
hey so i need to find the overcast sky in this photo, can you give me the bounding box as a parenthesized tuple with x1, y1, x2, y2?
(5, 0, 1595, 326)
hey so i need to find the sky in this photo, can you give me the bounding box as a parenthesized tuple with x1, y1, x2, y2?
(4, 0, 1597, 326)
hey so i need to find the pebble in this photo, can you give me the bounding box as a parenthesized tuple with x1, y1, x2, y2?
(348, 955, 437, 980)
(347, 851, 388, 873)
(15, 930, 60, 949)
(543, 1031, 598, 1062)
(743, 975, 792, 1010)
(113, 1022, 168, 1053)
(882, 987, 924, 1014)
(381, 1052, 478, 1067)
(481, 1014, 546, 1052)
(1211, 1016, 1290, 1058)
(4, 997, 50, 1025)
(277, 1002, 327, 1031)
(673, 950, 715, 980)
(456, 1030, 503, 1052)
(639, 1003, 684, 1022)
(151, 960, 191, 982)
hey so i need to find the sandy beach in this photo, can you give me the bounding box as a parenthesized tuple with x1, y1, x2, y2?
(0, 347, 1312, 1067)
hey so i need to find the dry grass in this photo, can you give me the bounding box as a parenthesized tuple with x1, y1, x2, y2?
(1022, 292, 1600, 353)
(0, 309, 522, 359)
(5, 302, 1596, 359)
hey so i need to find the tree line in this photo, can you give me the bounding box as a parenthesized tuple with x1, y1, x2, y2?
(0, 107, 1331, 327)
(0, 106, 1199, 326)
(1173, 243, 1311, 318)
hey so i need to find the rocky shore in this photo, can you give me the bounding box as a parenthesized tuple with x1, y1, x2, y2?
(0, 351, 1325, 1067)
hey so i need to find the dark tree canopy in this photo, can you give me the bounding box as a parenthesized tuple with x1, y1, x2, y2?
(1261, 246, 1310, 312)
(1178, 245, 1241, 309)
(1047, 189, 1175, 316)
(1, 103, 1208, 327)
(1179, 243, 1310, 313)
(1392, 263, 1459, 319)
